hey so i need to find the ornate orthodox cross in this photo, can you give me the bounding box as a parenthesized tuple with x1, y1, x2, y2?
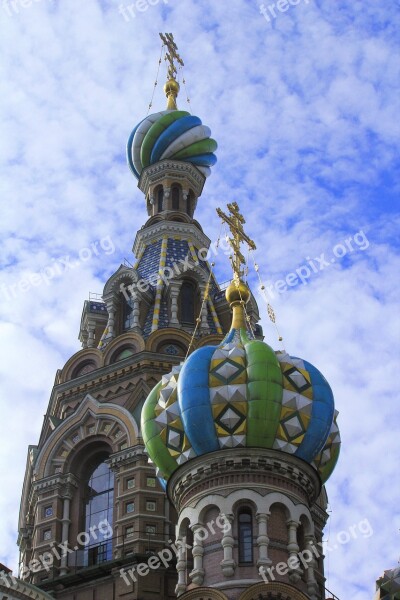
(216, 202, 257, 282)
(159, 33, 184, 81)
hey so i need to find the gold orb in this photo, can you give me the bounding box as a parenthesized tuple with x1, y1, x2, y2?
(164, 79, 180, 95)
(225, 281, 251, 305)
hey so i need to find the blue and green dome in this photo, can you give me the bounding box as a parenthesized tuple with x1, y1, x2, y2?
(127, 110, 217, 180)
(141, 285, 340, 486)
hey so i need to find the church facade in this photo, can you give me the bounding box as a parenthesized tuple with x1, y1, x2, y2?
(6, 34, 347, 600)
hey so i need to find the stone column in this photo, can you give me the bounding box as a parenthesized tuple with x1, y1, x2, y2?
(87, 322, 96, 348)
(304, 535, 319, 600)
(80, 330, 88, 349)
(189, 524, 205, 585)
(163, 186, 171, 211)
(175, 538, 187, 597)
(256, 512, 272, 568)
(131, 293, 141, 330)
(105, 301, 116, 338)
(59, 491, 73, 575)
(182, 191, 188, 215)
(287, 520, 302, 583)
(220, 513, 235, 577)
(199, 285, 210, 332)
(169, 285, 181, 326)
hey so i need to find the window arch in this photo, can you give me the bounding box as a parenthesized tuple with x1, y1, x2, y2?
(84, 459, 114, 565)
(157, 187, 164, 213)
(180, 281, 195, 325)
(238, 508, 253, 564)
(72, 361, 96, 378)
(171, 185, 180, 210)
(112, 346, 136, 362)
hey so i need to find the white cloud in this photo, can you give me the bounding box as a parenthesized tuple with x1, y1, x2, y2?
(0, 1, 399, 597)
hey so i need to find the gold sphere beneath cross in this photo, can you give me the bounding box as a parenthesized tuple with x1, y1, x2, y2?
(164, 78, 180, 96)
(225, 280, 251, 305)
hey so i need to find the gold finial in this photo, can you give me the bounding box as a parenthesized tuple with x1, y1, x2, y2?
(216, 202, 256, 328)
(159, 33, 184, 110)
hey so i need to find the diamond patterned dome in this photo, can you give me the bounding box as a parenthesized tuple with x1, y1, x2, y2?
(141, 321, 340, 487)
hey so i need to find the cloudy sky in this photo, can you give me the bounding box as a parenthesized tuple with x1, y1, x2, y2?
(0, 0, 399, 597)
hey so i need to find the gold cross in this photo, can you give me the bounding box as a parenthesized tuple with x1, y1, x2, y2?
(159, 33, 184, 81)
(216, 202, 256, 282)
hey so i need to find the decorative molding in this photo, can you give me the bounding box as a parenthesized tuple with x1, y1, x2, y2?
(133, 220, 210, 257)
(169, 448, 321, 513)
(237, 581, 311, 600)
(178, 586, 228, 600)
(138, 159, 205, 198)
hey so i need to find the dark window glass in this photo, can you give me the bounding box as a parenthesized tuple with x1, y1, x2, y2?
(181, 281, 195, 325)
(84, 461, 114, 565)
(238, 509, 253, 563)
(123, 297, 134, 330)
(172, 186, 179, 210)
(157, 188, 164, 212)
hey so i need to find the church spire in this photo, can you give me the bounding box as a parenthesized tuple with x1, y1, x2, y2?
(159, 33, 184, 110)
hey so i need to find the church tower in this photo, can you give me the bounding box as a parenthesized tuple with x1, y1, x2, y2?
(15, 34, 261, 600)
(13, 34, 340, 600)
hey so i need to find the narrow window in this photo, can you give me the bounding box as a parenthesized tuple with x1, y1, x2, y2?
(157, 187, 164, 213)
(123, 297, 133, 330)
(84, 461, 114, 565)
(180, 281, 195, 325)
(238, 508, 253, 563)
(172, 186, 179, 210)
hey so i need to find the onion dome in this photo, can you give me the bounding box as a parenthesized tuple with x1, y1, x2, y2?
(127, 110, 218, 180)
(141, 281, 341, 487)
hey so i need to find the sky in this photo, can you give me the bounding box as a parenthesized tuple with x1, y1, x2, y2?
(0, 0, 399, 598)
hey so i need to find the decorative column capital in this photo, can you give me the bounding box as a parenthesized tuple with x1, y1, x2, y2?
(256, 512, 270, 523)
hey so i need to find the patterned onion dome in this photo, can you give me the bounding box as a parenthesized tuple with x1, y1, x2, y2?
(141, 283, 340, 487)
(127, 110, 217, 180)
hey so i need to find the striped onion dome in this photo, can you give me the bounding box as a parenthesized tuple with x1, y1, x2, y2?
(127, 110, 217, 180)
(141, 282, 340, 488)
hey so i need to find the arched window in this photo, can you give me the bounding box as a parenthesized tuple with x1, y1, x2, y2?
(180, 281, 195, 325)
(84, 461, 114, 565)
(113, 347, 135, 362)
(157, 187, 164, 213)
(172, 186, 179, 210)
(123, 297, 134, 330)
(238, 508, 253, 563)
(73, 361, 96, 378)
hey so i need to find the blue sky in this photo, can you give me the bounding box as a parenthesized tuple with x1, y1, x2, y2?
(0, 0, 399, 597)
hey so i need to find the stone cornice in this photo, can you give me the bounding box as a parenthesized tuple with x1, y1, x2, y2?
(50, 351, 181, 412)
(138, 159, 205, 197)
(32, 472, 79, 496)
(108, 445, 146, 469)
(133, 220, 211, 256)
(0, 579, 55, 600)
(168, 448, 321, 512)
